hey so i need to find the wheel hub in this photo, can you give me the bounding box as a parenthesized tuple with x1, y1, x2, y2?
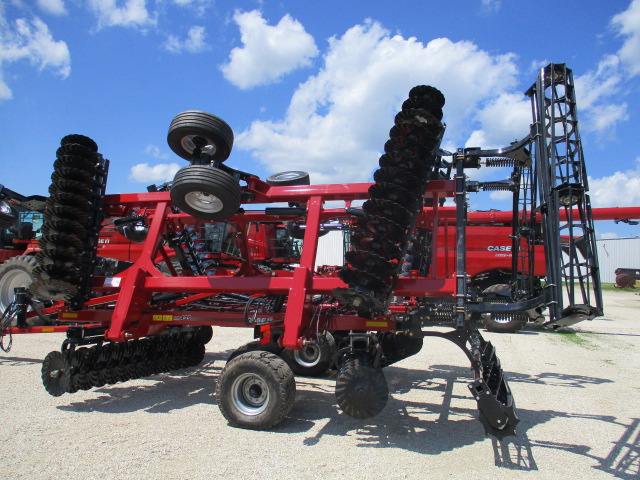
(184, 191, 224, 213)
(294, 344, 321, 368)
(181, 135, 217, 156)
(0, 270, 31, 309)
(232, 373, 269, 415)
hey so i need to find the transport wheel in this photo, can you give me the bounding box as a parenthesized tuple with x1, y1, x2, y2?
(41, 351, 71, 397)
(0, 200, 18, 229)
(227, 340, 283, 363)
(216, 351, 296, 430)
(170, 165, 242, 220)
(0, 256, 50, 325)
(167, 111, 234, 162)
(0, 256, 38, 312)
(265, 171, 310, 186)
(195, 325, 213, 345)
(335, 356, 388, 419)
(280, 332, 336, 377)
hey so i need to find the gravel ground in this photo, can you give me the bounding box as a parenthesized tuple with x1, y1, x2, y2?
(1, 289, 639, 480)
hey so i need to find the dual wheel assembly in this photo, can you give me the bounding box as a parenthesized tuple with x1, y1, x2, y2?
(167, 111, 310, 221)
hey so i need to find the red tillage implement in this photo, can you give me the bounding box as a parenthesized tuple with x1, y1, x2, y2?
(0, 64, 611, 437)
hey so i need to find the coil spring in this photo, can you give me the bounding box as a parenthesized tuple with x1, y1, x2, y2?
(485, 158, 516, 168)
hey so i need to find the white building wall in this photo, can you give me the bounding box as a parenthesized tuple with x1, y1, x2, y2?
(314, 231, 344, 269)
(596, 237, 640, 283)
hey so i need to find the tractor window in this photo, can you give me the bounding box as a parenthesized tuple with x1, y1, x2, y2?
(274, 226, 301, 259)
(203, 222, 240, 257)
(20, 211, 43, 239)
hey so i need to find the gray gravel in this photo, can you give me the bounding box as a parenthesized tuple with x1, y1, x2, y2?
(1, 289, 639, 480)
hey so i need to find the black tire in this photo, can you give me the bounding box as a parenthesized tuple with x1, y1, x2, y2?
(280, 332, 335, 377)
(227, 340, 283, 362)
(195, 325, 213, 345)
(170, 165, 242, 221)
(0, 256, 46, 317)
(216, 351, 296, 430)
(0, 200, 18, 229)
(167, 111, 234, 162)
(266, 171, 310, 186)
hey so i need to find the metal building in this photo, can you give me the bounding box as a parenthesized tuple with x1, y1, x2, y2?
(596, 237, 640, 284)
(314, 230, 345, 269)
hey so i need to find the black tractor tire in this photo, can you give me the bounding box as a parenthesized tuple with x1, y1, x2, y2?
(167, 111, 234, 162)
(266, 171, 310, 186)
(0, 256, 38, 312)
(0, 256, 50, 325)
(170, 165, 242, 221)
(216, 351, 296, 430)
(280, 332, 335, 377)
(0, 200, 18, 229)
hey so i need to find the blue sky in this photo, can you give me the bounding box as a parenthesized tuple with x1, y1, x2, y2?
(1, 0, 640, 238)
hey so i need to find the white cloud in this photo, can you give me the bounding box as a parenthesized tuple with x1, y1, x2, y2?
(574, 55, 629, 135)
(143, 144, 169, 160)
(237, 20, 519, 184)
(0, 16, 70, 100)
(571, 2, 640, 135)
(37, 0, 66, 16)
(221, 10, 319, 89)
(611, 0, 640, 76)
(583, 102, 629, 134)
(489, 190, 512, 201)
(170, 0, 212, 16)
(480, 0, 501, 13)
(466, 92, 531, 149)
(589, 157, 640, 207)
(164, 26, 208, 54)
(129, 162, 180, 183)
(88, 0, 156, 29)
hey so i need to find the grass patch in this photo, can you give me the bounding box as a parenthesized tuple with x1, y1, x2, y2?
(549, 330, 600, 349)
(601, 283, 637, 292)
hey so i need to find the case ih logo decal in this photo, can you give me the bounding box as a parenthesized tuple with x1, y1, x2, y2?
(487, 245, 512, 252)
